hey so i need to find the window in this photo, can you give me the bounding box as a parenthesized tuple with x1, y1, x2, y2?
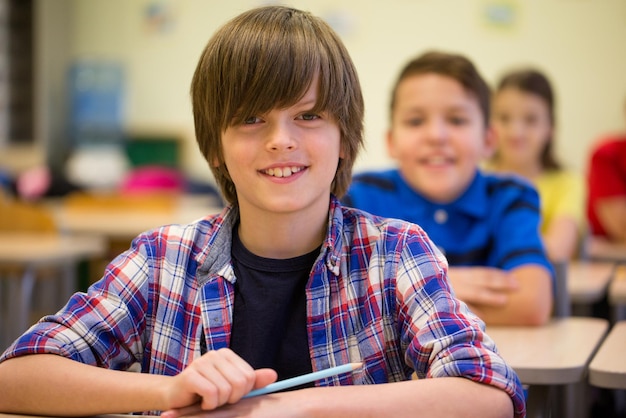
(0, 0, 33, 146)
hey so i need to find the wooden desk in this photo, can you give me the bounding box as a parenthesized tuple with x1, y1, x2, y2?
(585, 236, 626, 263)
(0, 233, 106, 350)
(488, 317, 608, 385)
(589, 321, 626, 389)
(568, 261, 616, 305)
(488, 317, 609, 418)
(51, 195, 222, 241)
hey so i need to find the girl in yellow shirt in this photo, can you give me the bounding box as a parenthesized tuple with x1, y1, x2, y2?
(488, 68, 585, 261)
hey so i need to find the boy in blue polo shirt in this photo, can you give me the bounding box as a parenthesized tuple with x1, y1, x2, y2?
(344, 51, 553, 326)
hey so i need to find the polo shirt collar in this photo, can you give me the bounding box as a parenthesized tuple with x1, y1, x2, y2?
(395, 169, 489, 219)
(451, 169, 489, 219)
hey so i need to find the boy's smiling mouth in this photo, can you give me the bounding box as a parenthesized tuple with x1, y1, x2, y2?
(420, 156, 454, 166)
(261, 166, 306, 178)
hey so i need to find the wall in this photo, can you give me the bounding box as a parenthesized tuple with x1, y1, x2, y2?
(60, 0, 626, 180)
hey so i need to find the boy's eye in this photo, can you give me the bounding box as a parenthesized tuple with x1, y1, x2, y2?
(449, 116, 467, 125)
(243, 116, 262, 125)
(298, 113, 320, 121)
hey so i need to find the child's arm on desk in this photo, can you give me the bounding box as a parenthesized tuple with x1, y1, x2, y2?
(163, 377, 513, 418)
(0, 349, 276, 416)
(448, 264, 552, 325)
(0, 354, 515, 418)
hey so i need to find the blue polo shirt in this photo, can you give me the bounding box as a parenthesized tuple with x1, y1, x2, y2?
(343, 169, 552, 272)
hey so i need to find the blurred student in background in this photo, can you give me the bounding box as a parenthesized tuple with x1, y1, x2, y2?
(488, 69, 585, 261)
(586, 96, 626, 243)
(343, 51, 553, 326)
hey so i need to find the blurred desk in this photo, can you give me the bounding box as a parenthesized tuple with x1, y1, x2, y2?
(568, 261, 616, 305)
(488, 317, 608, 385)
(589, 320, 626, 389)
(488, 317, 609, 417)
(0, 233, 106, 350)
(585, 237, 626, 263)
(51, 194, 222, 241)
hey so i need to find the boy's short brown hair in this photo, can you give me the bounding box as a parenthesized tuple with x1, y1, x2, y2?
(389, 51, 491, 127)
(191, 6, 364, 204)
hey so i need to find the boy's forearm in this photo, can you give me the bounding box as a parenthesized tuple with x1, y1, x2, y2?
(0, 356, 517, 418)
(299, 377, 514, 418)
(0, 354, 171, 415)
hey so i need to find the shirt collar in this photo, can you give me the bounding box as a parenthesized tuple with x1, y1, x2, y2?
(450, 170, 489, 219)
(393, 169, 488, 219)
(196, 205, 239, 285)
(197, 196, 344, 284)
(321, 195, 345, 277)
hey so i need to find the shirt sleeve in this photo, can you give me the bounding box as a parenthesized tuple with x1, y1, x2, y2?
(589, 142, 626, 198)
(394, 226, 526, 418)
(490, 181, 553, 272)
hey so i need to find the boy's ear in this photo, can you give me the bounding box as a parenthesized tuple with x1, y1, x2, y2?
(482, 125, 497, 159)
(386, 129, 397, 159)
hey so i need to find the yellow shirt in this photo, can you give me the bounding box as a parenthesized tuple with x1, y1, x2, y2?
(482, 161, 586, 235)
(534, 170, 585, 235)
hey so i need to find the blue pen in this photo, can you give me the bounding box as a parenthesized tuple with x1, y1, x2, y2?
(243, 362, 363, 398)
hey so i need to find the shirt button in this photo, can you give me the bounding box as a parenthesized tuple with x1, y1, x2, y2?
(434, 209, 448, 224)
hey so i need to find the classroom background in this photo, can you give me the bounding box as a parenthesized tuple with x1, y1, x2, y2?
(1, 0, 625, 187)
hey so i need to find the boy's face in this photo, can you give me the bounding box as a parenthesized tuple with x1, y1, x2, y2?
(387, 73, 493, 203)
(220, 78, 342, 216)
(491, 87, 552, 170)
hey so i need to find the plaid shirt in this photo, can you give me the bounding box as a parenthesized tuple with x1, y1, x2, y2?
(1, 196, 525, 417)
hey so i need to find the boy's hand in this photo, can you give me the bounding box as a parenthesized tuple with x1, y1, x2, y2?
(447, 266, 520, 307)
(162, 348, 277, 416)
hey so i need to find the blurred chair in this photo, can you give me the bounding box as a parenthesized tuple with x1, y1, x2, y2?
(552, 260, 571, 318)
(0, 194, 58, 349)
(60, 190, 179, 282)
(0, 192, 56, 233)
(63, 189, 176, 213)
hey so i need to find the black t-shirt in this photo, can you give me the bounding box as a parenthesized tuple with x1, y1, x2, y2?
(228, 226, 318, 385)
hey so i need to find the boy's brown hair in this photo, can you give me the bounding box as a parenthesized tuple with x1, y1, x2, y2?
(191, 6, 364, 204)
(389, 50, 491, 128)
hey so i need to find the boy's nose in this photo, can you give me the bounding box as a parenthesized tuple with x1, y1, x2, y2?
(266, 123, 296, 151)
(425, 119, 448, 143)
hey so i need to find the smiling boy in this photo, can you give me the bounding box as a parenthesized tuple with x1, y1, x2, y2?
(0, 11, 524, 418)
(344, 51, 553, 326)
